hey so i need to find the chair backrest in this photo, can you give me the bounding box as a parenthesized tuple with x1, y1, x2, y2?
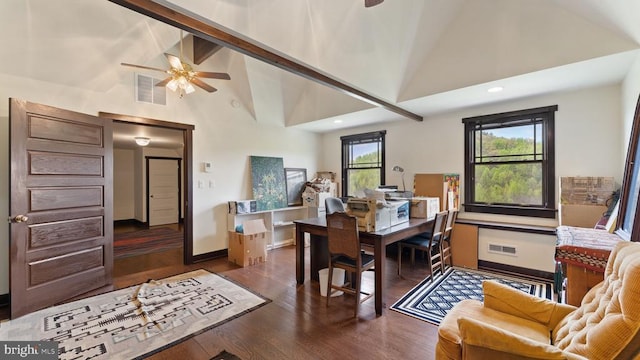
(445, 209, 458, 230)
(443, 209, 458, 240)
(325, 197, 346, 215)
(552, 241, 640, 359)
(326, 212, 360, 259)
(430, 211, 448, 244)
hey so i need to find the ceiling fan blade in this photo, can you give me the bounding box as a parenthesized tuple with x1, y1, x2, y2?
(165, 53, 184, 70)
(194, 71, 231, 80)
(191, 78, 218, 93)
(155, 77, 172, 87)
(364, 0, 383, 7)
(121, 63, 168, 73)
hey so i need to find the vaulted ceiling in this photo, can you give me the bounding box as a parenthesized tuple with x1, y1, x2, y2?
(1, 0, 639, 133)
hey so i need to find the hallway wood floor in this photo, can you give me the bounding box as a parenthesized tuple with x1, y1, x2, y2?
(4, 245, 441, 359)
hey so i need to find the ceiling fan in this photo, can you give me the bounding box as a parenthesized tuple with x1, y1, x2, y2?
(365, 0, 384, 7)
(121, 31, 230, 97)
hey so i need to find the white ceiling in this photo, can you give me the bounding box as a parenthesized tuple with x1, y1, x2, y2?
(1, 0, 639, 138)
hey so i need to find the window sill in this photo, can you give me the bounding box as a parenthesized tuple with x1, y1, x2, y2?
(463, 203, 556, 219)
(455, 218, 556, 235)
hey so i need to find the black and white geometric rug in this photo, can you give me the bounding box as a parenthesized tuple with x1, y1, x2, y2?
(0, 269, 270, 360)
(391, 267, 553, 325)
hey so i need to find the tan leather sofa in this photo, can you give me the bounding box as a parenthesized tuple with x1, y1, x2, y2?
(436, 241, 640, 359)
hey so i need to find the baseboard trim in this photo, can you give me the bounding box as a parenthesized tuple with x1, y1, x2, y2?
(192, 249, 228, 263)
(0, 293, 9, 307)
(114, 219, 147, 227)
(478, 260, 554, 281)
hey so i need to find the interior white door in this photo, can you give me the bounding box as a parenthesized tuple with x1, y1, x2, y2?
(148, 158, 180, 226)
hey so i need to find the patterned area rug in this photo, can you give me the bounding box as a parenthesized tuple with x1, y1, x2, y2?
(114, 227, 183, 259)
(391, 267, 553, 325)
(0, 269, 270, 360)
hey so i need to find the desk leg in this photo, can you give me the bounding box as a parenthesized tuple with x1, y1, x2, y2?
(296, 225, 304, 285)
(310, 235, 328, 282)
(374, 240, 385, 315)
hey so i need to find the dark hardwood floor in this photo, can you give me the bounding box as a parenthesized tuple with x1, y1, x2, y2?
(116, 246, 439, 359)
(3, 241, 441, 359)
(113, 221, 184, 276)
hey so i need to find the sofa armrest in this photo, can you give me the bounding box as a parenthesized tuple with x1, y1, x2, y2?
(482, 280, 576, 328)
(458, 317, 588, 360)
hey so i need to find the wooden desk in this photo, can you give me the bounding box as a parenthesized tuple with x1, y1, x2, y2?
(295, 217, 434, 315)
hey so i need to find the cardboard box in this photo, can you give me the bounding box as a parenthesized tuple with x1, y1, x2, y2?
(559, 177, 614, 206)
(559, 204, 607, 228)
(410, 197, 440, 219)
(228, 219, 268, 267)
(303, 191, 334, 208)
(413, 173, 460, 211)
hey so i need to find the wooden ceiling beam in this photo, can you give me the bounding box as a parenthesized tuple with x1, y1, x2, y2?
(108, 0, 423, 122)
(193, 36, 223, 65)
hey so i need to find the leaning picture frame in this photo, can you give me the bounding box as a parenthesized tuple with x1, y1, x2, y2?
(284, 168, 307, 206)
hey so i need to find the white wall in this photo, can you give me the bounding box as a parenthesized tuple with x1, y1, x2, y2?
(113, 149, 135, 221)
(622, 56, 640, 162)
(321, 84, 625, 272)
(0, 73, 321, 295)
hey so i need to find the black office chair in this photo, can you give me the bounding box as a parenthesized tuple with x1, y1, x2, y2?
(397, 211, 448, 280)
(325, 197, 345, 214)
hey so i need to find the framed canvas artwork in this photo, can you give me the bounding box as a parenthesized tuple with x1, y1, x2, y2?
(250, 156, 287, 211)
(285, 168, 307, 206)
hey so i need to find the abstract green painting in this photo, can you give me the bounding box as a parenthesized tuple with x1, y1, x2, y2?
(250, 156, 287, 211)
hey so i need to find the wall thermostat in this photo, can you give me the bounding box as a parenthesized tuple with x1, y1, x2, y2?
(203, 162, 212, 173)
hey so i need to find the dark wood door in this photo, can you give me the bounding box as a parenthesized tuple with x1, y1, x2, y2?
(9, 99, 113, 318)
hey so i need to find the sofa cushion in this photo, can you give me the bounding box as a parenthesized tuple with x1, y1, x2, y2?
(437, 299, 551, 359)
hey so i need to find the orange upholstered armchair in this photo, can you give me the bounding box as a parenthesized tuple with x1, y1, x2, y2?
(436, 241, 640, 360)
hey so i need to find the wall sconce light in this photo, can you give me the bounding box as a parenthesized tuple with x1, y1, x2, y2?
(392, 165, 405, 192)
(134, 137, 151, 146)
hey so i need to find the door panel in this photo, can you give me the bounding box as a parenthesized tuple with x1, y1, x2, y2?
(9, 99, 113, 318)
(30, 187, 103, 211)
(30, 247, 104, 285)
(30, 152, 103, 175)
(148, 158, 180, 226)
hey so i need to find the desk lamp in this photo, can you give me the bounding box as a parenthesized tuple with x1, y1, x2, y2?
(392, 166, 405, 192)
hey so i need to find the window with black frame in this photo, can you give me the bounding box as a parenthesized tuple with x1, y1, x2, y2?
(463, 106, 557, 217)
(341, 131, 386, 197)
(616, 95, 640, 241)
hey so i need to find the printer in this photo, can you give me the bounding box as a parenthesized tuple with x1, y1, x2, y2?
(346, 197, 410, 232)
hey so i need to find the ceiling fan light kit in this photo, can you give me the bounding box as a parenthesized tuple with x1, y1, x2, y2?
(122, 30, 230, 98)
(134, 137, 151, 146)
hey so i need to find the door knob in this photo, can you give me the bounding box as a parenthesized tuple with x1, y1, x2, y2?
(10, 214, 29, 223)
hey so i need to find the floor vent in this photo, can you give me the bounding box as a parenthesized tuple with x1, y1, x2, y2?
(136, 73, 166, 105)
(488, 243, 517, 256)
